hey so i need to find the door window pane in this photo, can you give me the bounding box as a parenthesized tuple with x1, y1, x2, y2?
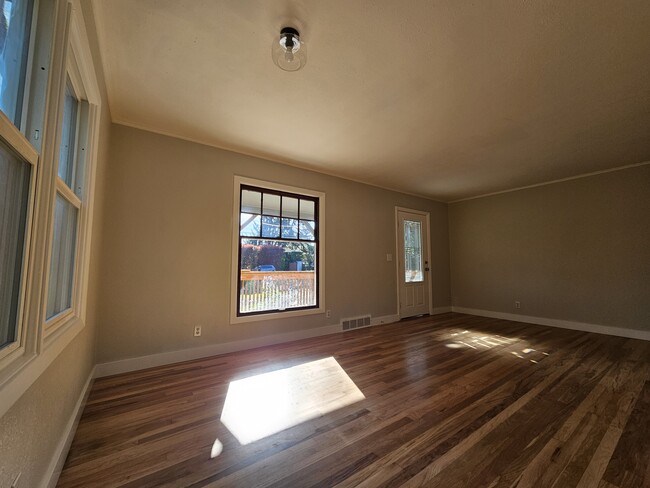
(404, 220, 423, 282)
(0, 138, 30, 349)
(0, 0, 33, 125)
(46, 193, 78, 319)
(58, 79, 79, 187)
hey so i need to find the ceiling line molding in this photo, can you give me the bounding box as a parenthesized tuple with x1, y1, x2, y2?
(449, 161, 650, 204)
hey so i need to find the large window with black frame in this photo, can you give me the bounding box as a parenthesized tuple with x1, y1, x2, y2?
(237, 184, 318, 316)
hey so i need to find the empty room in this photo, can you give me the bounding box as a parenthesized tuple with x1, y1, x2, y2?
(1, 0, 649, 487)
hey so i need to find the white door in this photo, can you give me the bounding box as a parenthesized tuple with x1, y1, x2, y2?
(397, 210, 430, 318)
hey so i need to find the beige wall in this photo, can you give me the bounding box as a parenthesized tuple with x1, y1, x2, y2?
(0, 1, 111, 486)
(96, 125, 451, 363)
(0, 327, 95, 487)
(449, 164, 650, 331)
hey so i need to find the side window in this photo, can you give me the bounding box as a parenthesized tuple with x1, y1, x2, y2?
(0, 134, 34, 356)
(0, 0, 44, 362)
(45, 21, 100, 330)
(46, 79, 82, 321)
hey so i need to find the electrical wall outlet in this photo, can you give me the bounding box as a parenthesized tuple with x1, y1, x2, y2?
(193, 326, 202, 337)
(515, 301, 521, 309)
(326, 310, 331, 318)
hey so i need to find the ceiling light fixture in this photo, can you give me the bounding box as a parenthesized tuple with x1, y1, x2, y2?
(273, 27, 306, 72)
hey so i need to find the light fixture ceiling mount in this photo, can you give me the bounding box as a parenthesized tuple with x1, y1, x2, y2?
(273, 27, 306, 72)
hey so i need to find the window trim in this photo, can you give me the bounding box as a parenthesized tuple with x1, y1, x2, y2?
(0, 112, 38, 367)
(230, 176, 325, 324)
(45, 81, 82, 328)
(43, 0, 101, 337)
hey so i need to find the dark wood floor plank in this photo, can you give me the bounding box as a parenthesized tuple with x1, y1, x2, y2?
(57, 313, 650, 488)
(602, 379, 650, 488)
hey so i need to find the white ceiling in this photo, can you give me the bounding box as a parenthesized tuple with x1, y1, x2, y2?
(92, 0, 650, 201)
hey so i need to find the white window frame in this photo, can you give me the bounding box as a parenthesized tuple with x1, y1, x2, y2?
(0, 0, 57, 372)
(43, 0, 100, 336)
(230, 176, 326, 324)
(0, 0, 101, 419)
(0, 113, 38, 367)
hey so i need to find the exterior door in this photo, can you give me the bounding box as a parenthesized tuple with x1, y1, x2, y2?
(397, 210, 430, 318)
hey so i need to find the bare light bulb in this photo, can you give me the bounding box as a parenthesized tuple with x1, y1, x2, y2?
(273, 27, 306, 71)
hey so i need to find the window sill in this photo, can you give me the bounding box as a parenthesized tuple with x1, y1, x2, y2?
(0, 314, 84, 418)
(230, 306, 324, 325)
(44, 308, 75, 338)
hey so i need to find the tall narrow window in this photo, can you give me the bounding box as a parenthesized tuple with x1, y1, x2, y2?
(46, 78, 85, 321)
(0, 138, 30, 351)
(237, 185, 319, 316)
(0, 0, 41, 358)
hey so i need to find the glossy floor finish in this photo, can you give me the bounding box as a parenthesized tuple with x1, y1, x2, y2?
(57, 313, 650, 488)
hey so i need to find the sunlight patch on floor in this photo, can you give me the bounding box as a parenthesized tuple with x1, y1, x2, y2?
(447, 330, 519, 349)
(220, 357, 365, 445)
(445, 329, 549, 362)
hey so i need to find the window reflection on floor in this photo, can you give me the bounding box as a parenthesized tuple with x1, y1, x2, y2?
(220, 357, 365, 445)
(445, 330, 550, 363)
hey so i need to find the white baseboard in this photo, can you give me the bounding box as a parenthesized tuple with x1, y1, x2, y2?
(452, 307, 650, 341)
(95, 314, 399, 378)
(98, 306, 649, 380)
(42, 366, 95, 488)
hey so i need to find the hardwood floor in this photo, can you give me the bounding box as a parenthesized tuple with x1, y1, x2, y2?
(57, 313, 650, 488)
